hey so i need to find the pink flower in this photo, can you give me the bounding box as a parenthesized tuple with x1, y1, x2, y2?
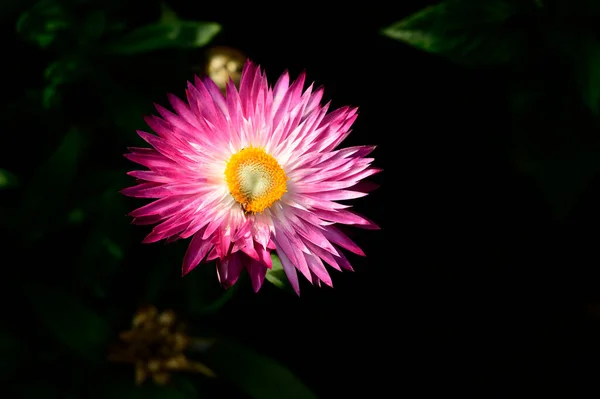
(122, 60, 380, 294)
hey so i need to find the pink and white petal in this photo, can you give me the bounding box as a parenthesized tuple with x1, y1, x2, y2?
(255, 244, 273, 269)
(182, 231, 214, 275)
(124, 148, 178, 170)
(122, 182, 208, 199)
(304, 241, 342, 272)
(251, 215, 272, 249)
(333, 250, 354, 271)
(202, 77, 229, 119)
(272, 227, 311, 282)
(313, 209, 380, 230)
(348, 180, 380, 193)
(129, 195, 188, 217)
(293, 194, 350, 211)
(321, 226, 366, 256)
(275, 247, 300, 295)
(240, 235, 260, 260)
(305, 253, 333, 287)
(304, 190, 369, 201)
(127, 170, 174, 183)
(271, 69, 290, 114)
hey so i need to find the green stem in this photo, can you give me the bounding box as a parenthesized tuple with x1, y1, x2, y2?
(196, 282, 240, 315)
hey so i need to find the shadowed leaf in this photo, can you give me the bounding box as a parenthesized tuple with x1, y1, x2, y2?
(25, 284, 109, 361)
(104, 20, 221, 55)
(204, 340, 318, 399)
(184, 264, 240, 315)
(0, 169, 18, 189)
(382, 0, 527, 65)
(16, 0, 72, 48)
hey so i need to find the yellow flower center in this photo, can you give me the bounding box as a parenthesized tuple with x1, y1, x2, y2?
(224, 147, 287, 214)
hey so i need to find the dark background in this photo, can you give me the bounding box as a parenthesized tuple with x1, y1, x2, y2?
(2, 0, 600, 397)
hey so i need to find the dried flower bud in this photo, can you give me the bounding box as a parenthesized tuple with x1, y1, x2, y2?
(205, 46, 246, 93)
(108, 306, 215, 385)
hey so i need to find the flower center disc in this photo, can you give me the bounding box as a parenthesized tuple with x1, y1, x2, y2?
(225, 147, 287, 213)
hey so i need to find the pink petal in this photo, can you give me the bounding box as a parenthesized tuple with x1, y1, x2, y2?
(182, 231, 213, 275)
(255, 244, 273, 269)
(132, 214, 165, 226)
(247, 259, 268, 292)
(127, 170, 172, 183)
(322, 226, 366, 256)
(312, 209, 380, 229)
(240, 236, 260, 260)
(306, 253, 333, 287)
(305, 190, 369, 201)
(129, 195, 189, 217)
(273, 227, 311, 282)
(121, 182, 162, 198)
(275, 248, 300, 295)
(124, 148, 175, 170)
(216, 254, 244, 289)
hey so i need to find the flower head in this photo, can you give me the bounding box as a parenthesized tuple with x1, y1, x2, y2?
(123, 60, 380, 294)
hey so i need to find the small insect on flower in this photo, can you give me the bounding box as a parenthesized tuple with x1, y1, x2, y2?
(122, 60, 380, 294)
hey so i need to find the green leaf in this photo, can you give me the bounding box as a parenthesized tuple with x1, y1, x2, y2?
(265, 254, 293, 292)
(381, 0, 525, 65)
(0, 168, 18, 189)
(204, 340, 318, 399)
(104, 20, 221, 55)
(67, 207, 85, 224)
(42, 57, 90, 109)
(24, 283, 109, 361)
(16, 0, 72, 48)
(45, 56, 89, 85)
(42, 84, 60, 109)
